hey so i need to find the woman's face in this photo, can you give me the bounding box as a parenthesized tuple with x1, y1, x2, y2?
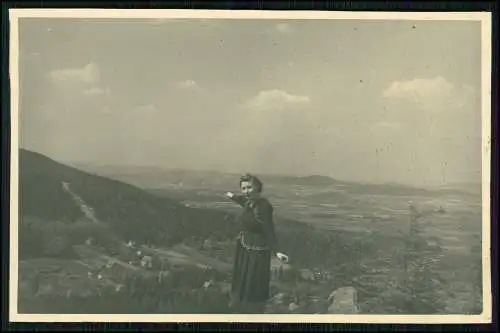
(240, 181, 259, 198)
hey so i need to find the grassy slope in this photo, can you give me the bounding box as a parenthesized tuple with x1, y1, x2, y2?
(19, 149, 242, 245)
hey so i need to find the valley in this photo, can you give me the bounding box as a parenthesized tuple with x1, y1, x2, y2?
(16, 149, 484, 315)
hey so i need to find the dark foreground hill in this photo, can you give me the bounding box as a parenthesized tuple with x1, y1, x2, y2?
(19, 149, 244, 246)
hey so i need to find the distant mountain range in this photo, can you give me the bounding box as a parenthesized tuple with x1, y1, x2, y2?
(68, 162, 480, 198)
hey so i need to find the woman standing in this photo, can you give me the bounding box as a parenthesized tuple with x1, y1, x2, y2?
(225, 173, 289, 313)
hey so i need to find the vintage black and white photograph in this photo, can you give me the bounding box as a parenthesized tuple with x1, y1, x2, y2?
(9, 9, 492, 323)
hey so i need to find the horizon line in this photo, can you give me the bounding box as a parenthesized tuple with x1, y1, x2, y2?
(18, 148, 481, 190)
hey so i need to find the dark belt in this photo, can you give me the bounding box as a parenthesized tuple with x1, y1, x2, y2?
(238, 231, 269, 251)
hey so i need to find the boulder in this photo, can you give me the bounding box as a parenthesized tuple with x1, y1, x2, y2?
(272, 292, 286, 304)
(327, 286, 359, 314)
(270, 258, 294, 281)
(288, 302, 300, 313)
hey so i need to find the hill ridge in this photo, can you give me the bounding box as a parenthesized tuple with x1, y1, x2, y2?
(18, 148, 240, 246)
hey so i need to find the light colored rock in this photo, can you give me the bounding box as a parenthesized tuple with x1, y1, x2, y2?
(327, 286, 359, 314)
(275, 292, 285, 300)
(202, 279, 214, 289)
(203, 239, 213, 249)
(288, 302, 299, 312)
(269, 292, 286, 307)
(270, 258, 294, 281)
(140, 255, 153, 268)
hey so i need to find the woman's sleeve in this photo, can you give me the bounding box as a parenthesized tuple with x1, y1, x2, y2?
(253, 199, 279, 254)
(230, 194, 246, 207)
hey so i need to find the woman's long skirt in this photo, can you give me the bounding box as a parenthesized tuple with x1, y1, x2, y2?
(230, 238, 272, 304)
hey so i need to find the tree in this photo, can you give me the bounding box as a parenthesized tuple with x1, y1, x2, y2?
(381, 204, 446, 314)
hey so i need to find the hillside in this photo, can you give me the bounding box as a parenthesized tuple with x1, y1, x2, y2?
(16, 149, 370, 314)
(19, 149, 241, 245)
(15, 149, 379, 313)
(16, 149, 482, 315)
(18, 150, 359, 269)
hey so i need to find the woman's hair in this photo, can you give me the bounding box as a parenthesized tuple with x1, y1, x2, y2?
(239, 173, 263, 193)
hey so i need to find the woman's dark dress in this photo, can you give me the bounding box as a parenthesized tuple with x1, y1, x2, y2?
(230, 195, 278, 303)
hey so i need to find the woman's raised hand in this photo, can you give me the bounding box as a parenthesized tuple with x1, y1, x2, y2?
(225, 191, 235, 199)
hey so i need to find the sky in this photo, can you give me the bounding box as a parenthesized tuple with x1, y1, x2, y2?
(17, 17, 484, 187)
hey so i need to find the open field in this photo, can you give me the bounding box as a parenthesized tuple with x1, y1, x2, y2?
(148, 181, 482, 255)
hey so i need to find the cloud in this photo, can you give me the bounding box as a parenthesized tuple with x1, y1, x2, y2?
(176, 79, 200, 90)
(244, 89, 311, 112)
(382, 76, 474, 111)
(49, 62, 100, 84)
(83, 87, 110, 97)
(383, 76, 453, 99)
(275, 22, 293, 34)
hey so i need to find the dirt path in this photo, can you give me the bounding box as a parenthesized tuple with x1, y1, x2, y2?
(61, 182, 100, 224)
